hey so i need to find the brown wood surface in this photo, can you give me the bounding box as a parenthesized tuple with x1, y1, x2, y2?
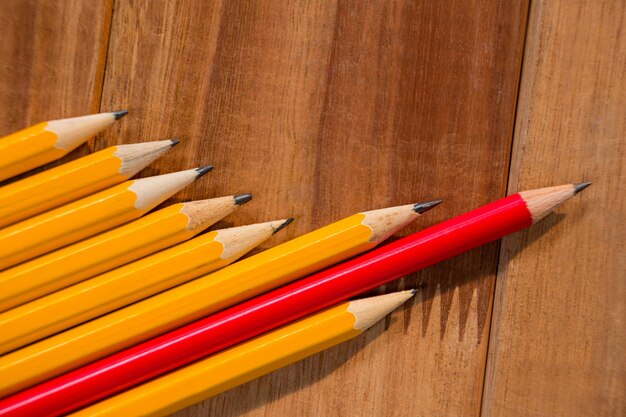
(481, 1, 626, 416)
(0, 0, 113, 162)
(94, 1, 527, 416)
(3, 0, 622, 416)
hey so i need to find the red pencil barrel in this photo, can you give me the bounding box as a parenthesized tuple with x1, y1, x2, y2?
(0, 194, 531, 417)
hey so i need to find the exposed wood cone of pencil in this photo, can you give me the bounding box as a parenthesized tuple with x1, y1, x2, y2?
(0, 165, 213, 270)
(0, 194, 251, 312)
(0, 200, 439, 395)
(69, 291, 416, 417)
(0, 218, 291, 353)
(0, 139, 179, 228)
(0, 111, 128, 182)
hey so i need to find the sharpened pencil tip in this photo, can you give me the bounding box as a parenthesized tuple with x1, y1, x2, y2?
(574, 181, 592, 194)
(234, 194, 253, 205)
(410, 289, 418, 295)
(195, 165, 214, 178)
(413, 199, 442, 214)
(273, 217, 294, 235)
(113, 110, 129, 120)
(170, 138, 180, 147)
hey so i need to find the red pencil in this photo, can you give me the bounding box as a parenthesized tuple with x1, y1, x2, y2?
(0, 183, 590, 417)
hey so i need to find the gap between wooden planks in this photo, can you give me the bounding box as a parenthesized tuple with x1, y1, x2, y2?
(482, 0, 626, 416)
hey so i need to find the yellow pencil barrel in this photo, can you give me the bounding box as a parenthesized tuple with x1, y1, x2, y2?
(0, 140, 175, 228)
(0, 204, 428, 395)
(71, 291, 414, 417)
(0, 112, 126, 181)
(0, 220, 283, 353)
(0, 182, 139, 269)
(0, 123, 62, 180)
(0, 168, 204, 270)
(0, 195, 243, 312)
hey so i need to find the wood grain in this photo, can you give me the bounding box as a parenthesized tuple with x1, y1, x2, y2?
(0, 0, 114, 160)
(482, 1, 626, 416)
(95, 1, 528, 416)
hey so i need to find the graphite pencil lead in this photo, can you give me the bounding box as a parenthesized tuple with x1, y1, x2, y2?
(413, 199, 443, 214)
(574, 181, 592, 194)
(410, 288, 418, 295)
(170, 138, 181, 147)
(273, 217, 294, 234)
(112, 110, 129, 120)
(195, 165, 214, 178)
(234, 194, 253, 205)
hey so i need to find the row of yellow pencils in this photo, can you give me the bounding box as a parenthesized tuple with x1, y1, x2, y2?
(0, 111, 588, 416)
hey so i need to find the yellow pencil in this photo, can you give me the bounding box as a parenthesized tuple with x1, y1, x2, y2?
(0, 219, 291, 353)
(0, 139, 178, 228)
(0, 111, 127, 181)
(0, 201, 439, 395)
(71, 291, 414, 417)
(0, 166, 212, 270)
(0, 195, 250, 312)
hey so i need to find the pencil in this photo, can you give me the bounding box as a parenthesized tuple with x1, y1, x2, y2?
(0, 166, 212, 270)
(0, 139, 178, 228)
(0, 219, 290, 353)
(62, 292, 415, 417)
(0, 201, 438, 396)
(0, 194, 248, 312)
(0, 183, 588, 412)
(0, 111, 127, 181)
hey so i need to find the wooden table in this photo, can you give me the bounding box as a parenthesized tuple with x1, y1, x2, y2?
(1, 1, 623, 416)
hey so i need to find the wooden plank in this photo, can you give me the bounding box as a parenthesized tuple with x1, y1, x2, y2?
(0, 0, 114, 161)
(98, 1, 528, 416)
(482, 1, 626, 416)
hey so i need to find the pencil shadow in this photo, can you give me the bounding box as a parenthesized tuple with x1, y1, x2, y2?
(361, 211, 566, 345)
(172, 212, 566, 417)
